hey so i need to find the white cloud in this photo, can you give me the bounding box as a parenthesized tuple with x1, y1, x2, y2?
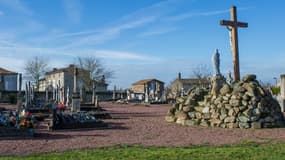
(138, 27, 177, 37)
(166, 9, 229, 21)
(62, 0, 82, 24)
(0, 56, 26, 75)
(62, 16, 158, 49)
(166, 6, 253, 21)
(58, 0, 184, 49)
(94, 50, 160, 61)
(0, 39, 160, 63)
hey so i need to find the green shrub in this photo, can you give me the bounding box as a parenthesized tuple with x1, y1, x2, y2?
(271, 87, 280, 95)
(8, 94, 16, 104)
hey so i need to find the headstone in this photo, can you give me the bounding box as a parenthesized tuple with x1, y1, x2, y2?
(92, 82, 96, 104)
(17, 73, 22, 112)
(56, 84, 59, 102)
(0, 75, 3, 100)
(113, 85, 116, 102)
(45, 88, 48, 103)
(25, 82, 28, 108)
(71, 67, 80, 112)
(95, 95, 98, 108)
(280, 74, 285, 112)
(145, 83, 149, 103)
(127, 90, 130, 100)
(52, 87, 55, 100)
(66, 87, 70, 107)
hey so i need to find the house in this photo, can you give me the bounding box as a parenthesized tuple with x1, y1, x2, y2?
(128, 79, 165, 102)
(169, 73, 210, 97)
(93, 75, 108, 92)
(38, 64, 108, 96)
(0, 67, 18, 91)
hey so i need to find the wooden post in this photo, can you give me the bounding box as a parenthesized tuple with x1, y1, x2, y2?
(220, 6, 248, 81)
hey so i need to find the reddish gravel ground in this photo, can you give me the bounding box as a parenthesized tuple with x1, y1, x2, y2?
(1, 102, 285, 156)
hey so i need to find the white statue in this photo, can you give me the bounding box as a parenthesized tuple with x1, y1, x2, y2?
(212, 49, 221, 76)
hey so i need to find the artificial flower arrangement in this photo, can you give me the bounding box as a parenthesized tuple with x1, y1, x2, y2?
(0, 110, 35, 129)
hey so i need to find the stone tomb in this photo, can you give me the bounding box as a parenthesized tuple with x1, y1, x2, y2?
(166, 74, 285, 129)
(48, 112, 107, 130)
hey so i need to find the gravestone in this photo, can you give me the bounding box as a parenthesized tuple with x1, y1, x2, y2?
(17, 73, 22, 112)
(145, 83, 149, 103)
(92, 82, 96, 104)
(280, 74, 285, 112)
(71, 67, 80, 112)
(113, 85, 116, 102)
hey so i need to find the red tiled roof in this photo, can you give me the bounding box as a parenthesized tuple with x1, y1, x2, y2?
(0, 67, 17, 74)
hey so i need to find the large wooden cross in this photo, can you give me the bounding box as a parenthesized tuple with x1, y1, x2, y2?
(220, 6, 248, 81)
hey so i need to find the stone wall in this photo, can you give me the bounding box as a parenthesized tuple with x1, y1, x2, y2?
(166, 75, 285, 129)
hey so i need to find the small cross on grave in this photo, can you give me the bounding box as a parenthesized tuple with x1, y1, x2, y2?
(220, 6, 248, 81)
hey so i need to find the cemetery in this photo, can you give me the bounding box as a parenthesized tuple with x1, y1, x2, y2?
(0, 4, 285, 159)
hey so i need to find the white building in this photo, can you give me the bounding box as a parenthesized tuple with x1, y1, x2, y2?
(38, 64, 108, 95)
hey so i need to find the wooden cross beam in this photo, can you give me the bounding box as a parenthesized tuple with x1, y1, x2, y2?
(220, 6, 248, 81)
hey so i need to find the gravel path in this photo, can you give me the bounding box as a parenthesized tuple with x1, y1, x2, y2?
(1, 102, 285, 156)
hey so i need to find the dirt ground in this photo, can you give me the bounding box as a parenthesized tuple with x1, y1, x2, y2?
(1, 102, 285, 156)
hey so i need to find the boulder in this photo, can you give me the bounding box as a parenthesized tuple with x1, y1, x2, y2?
(228, 109, 236, 116)
(203, 113, 211, 120)
(188, 112, 196, 119)
(175, 111, 188, 123)
(224, 116, 236, 123)
(242, 83, 256, 97)
(200, 120, 209, 127)
(227, 123, 238, 128)
(238, 115, 249, 123)
(220, 84, 231, 95)
(202, 106, 210, 113)
(183, 120, 198, 126)
(239, 122, 250, 129)
(230, 99, 240, 107)
(194, 106, 204, 113)
(165, 116, 176, 123)
(176, 97, 185, 104)
(182, 106, 191, 112)
(219, 114, 227, 121)
(242, 74, 256, 82)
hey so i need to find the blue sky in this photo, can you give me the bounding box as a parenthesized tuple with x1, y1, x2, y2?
(0, 0, 284, 89)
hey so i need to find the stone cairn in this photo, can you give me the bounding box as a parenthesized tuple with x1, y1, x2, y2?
(166, 74, 285, 129)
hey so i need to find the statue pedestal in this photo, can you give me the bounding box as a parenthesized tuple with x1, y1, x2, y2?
(71, 92, 80, 112)
(211, 75, 226, 96)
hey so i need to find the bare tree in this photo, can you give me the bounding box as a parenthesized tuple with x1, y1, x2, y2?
(76, 56, 114, 90)
(192, 64, 212, 79)
(24, 56, 48, 89)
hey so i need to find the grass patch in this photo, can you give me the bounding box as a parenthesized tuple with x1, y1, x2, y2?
(1, 143, 285, 160)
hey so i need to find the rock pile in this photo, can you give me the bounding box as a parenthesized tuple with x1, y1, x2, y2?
(166, 74, 285, 129)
